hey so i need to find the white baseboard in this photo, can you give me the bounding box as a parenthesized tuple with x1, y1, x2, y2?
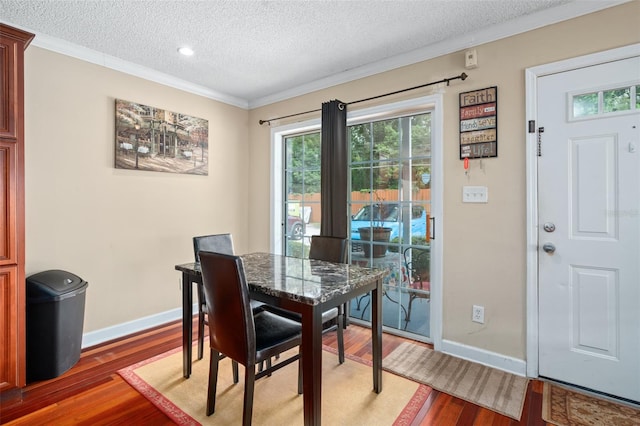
(81, 303, 198, 348)
(82, 308, 526, 378)
(441, 339, 527, 377)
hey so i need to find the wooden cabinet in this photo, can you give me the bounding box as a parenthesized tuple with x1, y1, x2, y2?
(1, 24, 33, 393)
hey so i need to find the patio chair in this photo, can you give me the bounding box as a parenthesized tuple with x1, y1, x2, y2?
(402, 246, 431, 325)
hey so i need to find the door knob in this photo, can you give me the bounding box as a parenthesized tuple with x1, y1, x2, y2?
(542, 243, 556, 254)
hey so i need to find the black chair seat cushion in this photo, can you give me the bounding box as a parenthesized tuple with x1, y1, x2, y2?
(254, 310, 302, 361)
(250, 300, 265, 313)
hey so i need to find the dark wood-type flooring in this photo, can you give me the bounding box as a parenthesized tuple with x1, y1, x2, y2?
(1, 319, 548, 425)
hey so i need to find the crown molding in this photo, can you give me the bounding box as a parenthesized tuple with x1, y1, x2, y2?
(5, 20, 249, 109)
(4, 1, 630, 111)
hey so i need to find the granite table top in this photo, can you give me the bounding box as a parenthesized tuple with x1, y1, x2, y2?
(176, 252, 387, 306)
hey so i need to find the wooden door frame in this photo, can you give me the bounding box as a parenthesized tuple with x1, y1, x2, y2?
(524, 43, 640, 378)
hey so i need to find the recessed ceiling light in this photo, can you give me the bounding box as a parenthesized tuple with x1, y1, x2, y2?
(178, 46, 194, 56)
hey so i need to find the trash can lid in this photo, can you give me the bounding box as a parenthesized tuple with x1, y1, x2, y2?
(26, 269, 88, 302)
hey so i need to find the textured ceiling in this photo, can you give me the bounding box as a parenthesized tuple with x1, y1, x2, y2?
(0, 0, 625, 108)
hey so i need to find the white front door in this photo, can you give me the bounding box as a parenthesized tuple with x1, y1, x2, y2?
(537, 56, 640, 402)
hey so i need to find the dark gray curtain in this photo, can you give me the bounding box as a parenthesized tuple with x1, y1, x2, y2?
(320, 100, 348, 238)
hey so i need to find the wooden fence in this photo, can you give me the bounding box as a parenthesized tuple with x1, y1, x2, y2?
(288, 189, 431, 223)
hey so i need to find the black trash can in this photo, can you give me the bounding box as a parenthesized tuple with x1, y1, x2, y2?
(26, 269, 88, 382)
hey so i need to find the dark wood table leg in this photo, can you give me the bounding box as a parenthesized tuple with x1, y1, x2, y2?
(372, 278, 383, 392)
(301, 306, 323, 426)
(182, 272, 193, 379)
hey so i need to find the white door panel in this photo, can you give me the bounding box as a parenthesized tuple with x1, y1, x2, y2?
(538, 56, 640, 402)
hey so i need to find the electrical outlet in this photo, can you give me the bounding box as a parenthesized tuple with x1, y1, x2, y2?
(472, 305, 484, 324)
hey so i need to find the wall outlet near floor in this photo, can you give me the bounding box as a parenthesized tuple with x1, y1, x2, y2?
(472, 305, 485, 324)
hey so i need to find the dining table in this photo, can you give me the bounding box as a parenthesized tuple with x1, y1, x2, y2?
(175, 252, 386, 426)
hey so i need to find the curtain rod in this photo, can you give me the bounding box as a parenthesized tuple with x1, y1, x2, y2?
(258, 72, 467, 125)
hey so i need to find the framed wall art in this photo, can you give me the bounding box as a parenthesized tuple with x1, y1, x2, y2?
(459, 86, 497, 159)
(115, 99, 209, 175)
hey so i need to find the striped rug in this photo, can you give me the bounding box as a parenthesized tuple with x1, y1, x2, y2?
(383, 342, 528, 420)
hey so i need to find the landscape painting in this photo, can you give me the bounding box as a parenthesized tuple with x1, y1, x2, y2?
(115, 99, 208, 175)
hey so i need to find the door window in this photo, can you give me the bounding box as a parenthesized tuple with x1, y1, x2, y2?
(571, 82, 639, 119)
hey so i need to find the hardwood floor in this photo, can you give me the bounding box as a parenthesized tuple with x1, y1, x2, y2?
(0, 319, 548, 425)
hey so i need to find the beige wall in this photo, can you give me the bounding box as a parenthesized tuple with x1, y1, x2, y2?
(21, 2, 638, 356)
(248, 3, 640, 359)
(24, 48, 249, 332)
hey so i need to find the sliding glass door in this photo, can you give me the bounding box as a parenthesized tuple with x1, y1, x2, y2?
(276, 98, 437, 342)
(348, 112, 431, 340)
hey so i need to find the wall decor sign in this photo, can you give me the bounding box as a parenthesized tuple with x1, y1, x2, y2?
(115, 99, 208, 175)
(459, 86, 497, 159)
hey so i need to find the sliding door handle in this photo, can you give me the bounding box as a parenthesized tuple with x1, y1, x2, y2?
(430, 217, 435, 240)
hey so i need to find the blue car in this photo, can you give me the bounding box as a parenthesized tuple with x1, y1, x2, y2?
(350, 203, 427, 242)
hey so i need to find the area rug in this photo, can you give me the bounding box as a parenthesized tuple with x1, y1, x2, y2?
(118, 346, 431, 425)
(541, 382, 640, 426)
(382, 341, 528, 421)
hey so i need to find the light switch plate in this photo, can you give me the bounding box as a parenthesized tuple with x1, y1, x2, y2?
(462, 186, 488, 203)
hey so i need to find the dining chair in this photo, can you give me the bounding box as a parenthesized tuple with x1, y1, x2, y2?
(193, 233, 264, 360)
(199, 251, 302, 424)
(265, 235, 347, 364)
(311, 235, 349, 363)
